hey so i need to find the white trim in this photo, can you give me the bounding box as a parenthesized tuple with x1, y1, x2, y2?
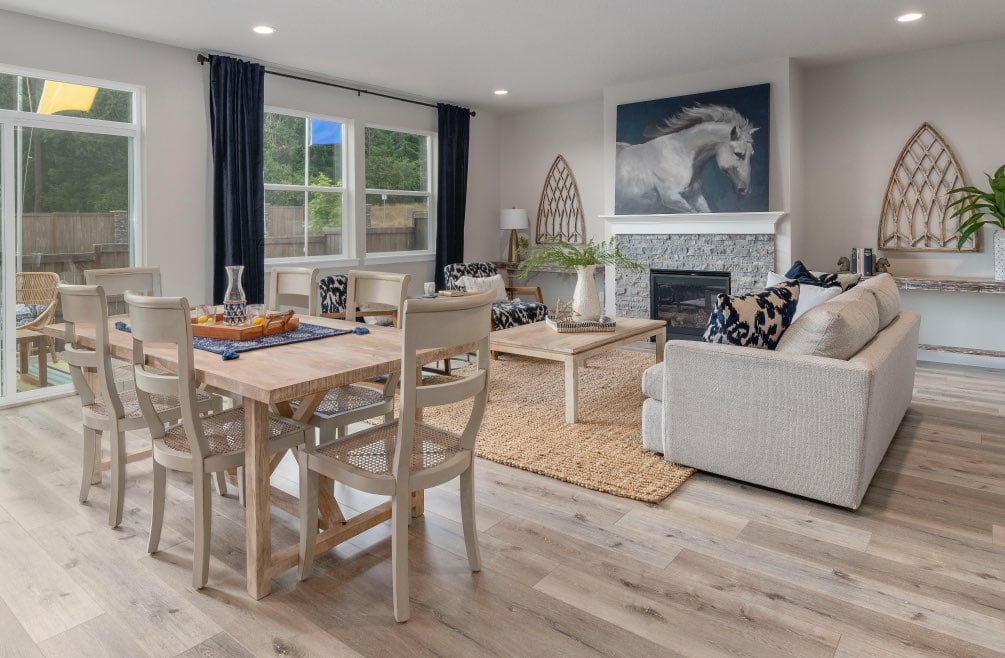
(601, 212, 786, 236)
(362, 251, 435, 265)
(2, 122, 14, 401)
(265, 256, 360, 269)
(363, 188, 429, 198)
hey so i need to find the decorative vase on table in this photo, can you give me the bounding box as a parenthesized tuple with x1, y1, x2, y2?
(996, 231, 1005, 282)
(572, 264, 601, 321)
(222, 265, 247, 326)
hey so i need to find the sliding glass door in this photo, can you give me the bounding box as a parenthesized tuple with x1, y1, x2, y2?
(0, 67, 139, 406)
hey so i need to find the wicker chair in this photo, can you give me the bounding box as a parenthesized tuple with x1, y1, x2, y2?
(298, 292, 493, 622)
(16, 271, 60, 364)
(125, 292, 310, 589)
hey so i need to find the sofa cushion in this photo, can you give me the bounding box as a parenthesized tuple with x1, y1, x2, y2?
(857, 273, 900, 329)
(642, 363, 663, 401)
(766, 272, 844, 320)
(775, 287, 880, 359)
(703, 281, 799, 349)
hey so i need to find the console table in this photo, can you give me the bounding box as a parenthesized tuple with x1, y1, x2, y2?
(493, 261, 605, 283)
(894, 275, 1005, 358)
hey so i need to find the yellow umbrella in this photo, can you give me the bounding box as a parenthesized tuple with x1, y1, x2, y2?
(37, 80, 98, 115)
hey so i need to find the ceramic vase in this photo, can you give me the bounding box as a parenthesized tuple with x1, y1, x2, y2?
(222, 265, 247, 326)
(996, 231, 1005, 282)
(572, 264, 601, 321)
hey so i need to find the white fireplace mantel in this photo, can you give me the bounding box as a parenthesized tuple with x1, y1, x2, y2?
(601, 211, 786, 236)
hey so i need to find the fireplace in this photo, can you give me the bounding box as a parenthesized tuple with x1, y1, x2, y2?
(650, 269, 730, 341)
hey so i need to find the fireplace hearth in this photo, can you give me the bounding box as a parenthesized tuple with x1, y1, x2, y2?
(650, 269, 730, 341)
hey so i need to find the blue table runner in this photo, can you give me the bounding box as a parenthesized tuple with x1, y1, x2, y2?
(192, 322, 351, 355)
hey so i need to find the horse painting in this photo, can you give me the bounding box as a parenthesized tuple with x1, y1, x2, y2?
(615, 104, 759, 214)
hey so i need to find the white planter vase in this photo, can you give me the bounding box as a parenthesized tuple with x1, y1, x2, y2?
(572, 264, 601, 321)
(996, 230, 1005, 282)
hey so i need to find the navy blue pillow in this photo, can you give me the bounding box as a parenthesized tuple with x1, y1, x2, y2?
(783, 260, 824, 286)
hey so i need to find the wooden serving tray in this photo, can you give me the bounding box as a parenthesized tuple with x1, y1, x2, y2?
(192, 309, 300, 340)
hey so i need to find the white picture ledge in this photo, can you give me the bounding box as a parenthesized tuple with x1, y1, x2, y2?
(601, 211, 787, 236)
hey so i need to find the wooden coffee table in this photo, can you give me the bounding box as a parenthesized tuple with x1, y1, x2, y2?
(489, 317, 666, 423)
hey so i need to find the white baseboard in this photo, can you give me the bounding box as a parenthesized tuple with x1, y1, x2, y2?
(916, 349, 1005, 370)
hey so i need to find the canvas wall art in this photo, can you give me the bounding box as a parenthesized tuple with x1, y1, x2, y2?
(615, 83, 770, 215)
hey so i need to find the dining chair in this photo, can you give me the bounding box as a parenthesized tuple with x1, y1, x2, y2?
(267, 266, 320, 316)
(301, 270, 411, 443)
(298, 292, 493, 622)
(125, 292, 311, 589)
(59, 284, 221, 527)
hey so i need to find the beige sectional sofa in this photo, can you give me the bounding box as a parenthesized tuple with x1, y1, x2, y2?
(641, 273, 920, 509)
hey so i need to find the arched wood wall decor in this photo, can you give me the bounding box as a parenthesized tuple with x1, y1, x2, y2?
(878, 122, 975, 252)
(536, 155, 586, 244)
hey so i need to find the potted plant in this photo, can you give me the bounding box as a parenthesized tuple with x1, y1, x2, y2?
(950, 164, 1005, 280)
(517, 238, 644, 321)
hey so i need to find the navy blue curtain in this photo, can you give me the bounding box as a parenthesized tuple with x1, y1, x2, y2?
(435, 104, 471, 290)
(209, 55, 266, 304)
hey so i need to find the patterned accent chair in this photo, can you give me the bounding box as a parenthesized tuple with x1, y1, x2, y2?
(318, 274, 349, 315)
(443, 262, 547, 330)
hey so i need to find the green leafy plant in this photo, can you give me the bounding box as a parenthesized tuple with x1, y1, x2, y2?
(516, 238, 645, 279)
(949, 164, 1005, 249)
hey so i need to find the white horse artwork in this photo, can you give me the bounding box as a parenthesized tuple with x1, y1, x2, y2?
(615, 104, 758, 214)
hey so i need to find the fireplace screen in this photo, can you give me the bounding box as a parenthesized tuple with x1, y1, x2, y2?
(650, 270, 730, 341)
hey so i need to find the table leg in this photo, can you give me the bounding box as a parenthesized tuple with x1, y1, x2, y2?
(18, 339, 28, 382)
(655, 329, 666, 363)
(36, 337, 48, 387)
(564, 357, 579, 423)
(244, 400, 272, 600)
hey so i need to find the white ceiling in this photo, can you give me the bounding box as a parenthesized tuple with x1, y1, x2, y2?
(3, 0, 1005, 113)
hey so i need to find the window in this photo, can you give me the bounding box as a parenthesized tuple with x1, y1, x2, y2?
(264, 111, 346, 260)
(364, 126, 432, 253)
(0, 66, 139, 403)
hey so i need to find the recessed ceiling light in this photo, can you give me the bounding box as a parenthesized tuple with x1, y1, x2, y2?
(493, 89, 509, 96)
(253, 25, 276, 35)
(897, 12, 924, 22)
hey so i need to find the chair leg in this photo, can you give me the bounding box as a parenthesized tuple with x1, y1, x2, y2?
(212, 470, 228, 497)
(80, 427, 97, 503)
(48, 336, 59, 363)
(459, 467, 482, 572)
(193, 472, 212, 589)
(237, 467, 246, 508)
(391, 491, 411, 623)
(109, 431, 126, 528)
(148, 460, 166, 553)
(298, 454, 319, 581)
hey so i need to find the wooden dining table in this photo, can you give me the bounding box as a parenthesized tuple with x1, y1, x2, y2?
(47, 315, 464, 599)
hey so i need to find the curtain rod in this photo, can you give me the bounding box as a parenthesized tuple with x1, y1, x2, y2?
(196, 54, 475, 117)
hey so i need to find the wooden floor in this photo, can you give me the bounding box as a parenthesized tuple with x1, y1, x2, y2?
(1, 361, 1004, 657)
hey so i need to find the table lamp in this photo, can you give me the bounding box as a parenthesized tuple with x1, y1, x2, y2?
(501, 208, 529, 263)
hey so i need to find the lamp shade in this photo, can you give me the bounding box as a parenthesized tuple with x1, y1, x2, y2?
(500, 208, 529, 230)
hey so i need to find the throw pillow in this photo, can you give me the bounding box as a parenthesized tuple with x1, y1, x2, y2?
(703, 281, 800, 349)
(784, 260, 861, 291)
(459, 274, 508, 302)
(15, 303, 46, 327)
(775, 287, 880, 359)
(766, 271, 844, 321)
(856, 273, 900, 329)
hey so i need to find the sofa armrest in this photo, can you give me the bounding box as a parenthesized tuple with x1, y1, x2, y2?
(662, 340, 874, 507)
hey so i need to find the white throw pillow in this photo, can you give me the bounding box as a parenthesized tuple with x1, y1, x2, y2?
(765, 272, 844, 321)
(459, 274, 508, 302)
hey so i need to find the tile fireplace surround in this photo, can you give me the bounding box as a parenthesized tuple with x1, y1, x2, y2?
(602, 213, 786, 319)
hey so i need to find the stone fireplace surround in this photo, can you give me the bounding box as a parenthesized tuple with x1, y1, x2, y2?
(602, 213, 786, 320)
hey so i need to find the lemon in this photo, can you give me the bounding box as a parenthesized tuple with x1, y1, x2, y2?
(198, 315, 210, 323)
(252, 316, 266, 326)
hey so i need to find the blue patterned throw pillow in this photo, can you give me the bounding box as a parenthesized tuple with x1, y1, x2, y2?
(785, 260, 860, 291)
(703, 282, 800, 349)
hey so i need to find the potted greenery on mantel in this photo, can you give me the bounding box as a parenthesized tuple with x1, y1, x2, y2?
(950, 164, 1005, 281)
(517, 238, 644, 321)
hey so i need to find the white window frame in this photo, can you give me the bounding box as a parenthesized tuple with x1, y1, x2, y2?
(362, 122, 436, 262)
(0, 63, 143, 407)
(263, 106, 353, 267)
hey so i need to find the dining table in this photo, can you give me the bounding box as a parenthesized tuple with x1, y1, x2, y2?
(46, 314, 466, 599)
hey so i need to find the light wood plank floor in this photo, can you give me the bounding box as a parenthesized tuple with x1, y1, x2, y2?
(1, 360, 1004, 656)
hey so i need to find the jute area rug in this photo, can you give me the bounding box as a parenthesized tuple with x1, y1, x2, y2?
(423, 349, 694, 504)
